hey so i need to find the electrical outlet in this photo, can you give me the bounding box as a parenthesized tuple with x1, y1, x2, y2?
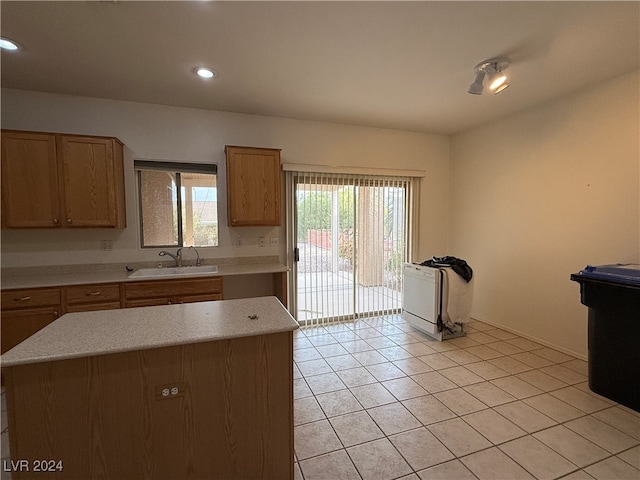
(155, 382, 187, 400)
(269, 237, 279, 246)
(258, 236, 266, 247)
(100, 240, 113, 251)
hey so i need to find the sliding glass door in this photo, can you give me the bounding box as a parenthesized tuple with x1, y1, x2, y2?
(288, 172, 414, 325)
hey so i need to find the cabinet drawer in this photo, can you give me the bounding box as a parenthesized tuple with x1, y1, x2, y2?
(1, 288, 61, 310)
(125, 277, 223, 300)
(65, 284, 121, 305)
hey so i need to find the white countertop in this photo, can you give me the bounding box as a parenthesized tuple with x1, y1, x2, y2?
(1, 262, 288, 289)
(1, 296, 298, 367)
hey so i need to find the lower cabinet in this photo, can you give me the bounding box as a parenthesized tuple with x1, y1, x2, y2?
(1, 288, 61, 354)
(64, 283, 122, 312)
(124, 277, 223, 307)
(1, 307, 60, 355)
(1, 277, 224, 352)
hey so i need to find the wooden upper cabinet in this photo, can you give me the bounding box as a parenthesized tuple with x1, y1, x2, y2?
(1, 131, 61, 228)
(225, 145, 281, 226)
(1, 130, 126, 229)
(58, 135, 126, 227)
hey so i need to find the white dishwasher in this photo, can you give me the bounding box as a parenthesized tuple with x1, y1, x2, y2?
(401, 263, 472, 341)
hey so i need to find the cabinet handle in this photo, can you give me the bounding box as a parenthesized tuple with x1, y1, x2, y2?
(66, 218, 72, 224)
(167, 301, 172, 305)
(53, 218, 59, 224)
(53, 311, 59, 317)
(14, 296, 31, 302)
(86, 291, 102, 296)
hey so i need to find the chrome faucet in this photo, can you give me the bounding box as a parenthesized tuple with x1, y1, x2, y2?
(159, 249, 182, 267)
(189, 246, 203, 266)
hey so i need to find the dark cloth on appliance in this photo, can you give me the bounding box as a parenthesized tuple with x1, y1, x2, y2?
(420, 256, 473, 283)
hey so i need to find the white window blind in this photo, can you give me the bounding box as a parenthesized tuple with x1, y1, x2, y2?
(286, 170, 420, 326)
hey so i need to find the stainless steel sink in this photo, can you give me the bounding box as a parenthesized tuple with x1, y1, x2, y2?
(128, 265, 218, 278)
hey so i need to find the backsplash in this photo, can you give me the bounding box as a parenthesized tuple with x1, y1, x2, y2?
(1, 255, 281, 278)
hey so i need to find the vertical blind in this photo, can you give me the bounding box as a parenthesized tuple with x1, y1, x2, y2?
(286, 169, 420, 327)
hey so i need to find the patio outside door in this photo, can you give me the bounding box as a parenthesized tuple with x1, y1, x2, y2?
(290, 172, 413, 326)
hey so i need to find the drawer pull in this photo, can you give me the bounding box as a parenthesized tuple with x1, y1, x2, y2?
(53, 311, 59, 317)
(86, 291, 102, 296)
(14, 296, 31, 302)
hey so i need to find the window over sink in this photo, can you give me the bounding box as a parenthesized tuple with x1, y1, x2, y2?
(135, 160, 218, 248)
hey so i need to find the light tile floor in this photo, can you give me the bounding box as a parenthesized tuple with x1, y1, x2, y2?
(292, 316, 640, 480)
(1, 315, 638, 480)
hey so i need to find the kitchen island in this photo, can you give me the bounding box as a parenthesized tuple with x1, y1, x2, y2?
(1, 296, 298, 480)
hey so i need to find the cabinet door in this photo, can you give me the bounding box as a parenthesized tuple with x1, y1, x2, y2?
(226, 146, 281, 226)
(1, 131, 61, 228)
(66, 302, 121, 313)
(175, 293, 223, 304)
(58, 136, 122, 227)
(125, 277, 222, 299)
(1, 287, 62, 354)
(1, 307, 60, 354)
(124, 277, 223, 307)
(124, 297, 173, 308)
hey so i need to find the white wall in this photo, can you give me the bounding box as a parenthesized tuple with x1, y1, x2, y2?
(449, 71, 640, 357)
(6, 74, 636, 357)
(0, 89, 450, 268)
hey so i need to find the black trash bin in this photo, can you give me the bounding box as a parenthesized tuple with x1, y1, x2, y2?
(570, 264, 640, 412)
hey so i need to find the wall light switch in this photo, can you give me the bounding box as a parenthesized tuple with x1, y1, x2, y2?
(100, 240, 113, 251)
(269, 237, 279, 246)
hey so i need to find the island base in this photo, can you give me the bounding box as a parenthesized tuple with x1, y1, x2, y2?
(3, 331, 293, 480)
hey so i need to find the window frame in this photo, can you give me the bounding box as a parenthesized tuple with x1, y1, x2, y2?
(134, 160, 218, 249)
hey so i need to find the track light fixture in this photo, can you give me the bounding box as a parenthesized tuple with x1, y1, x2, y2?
(468, 57, 510, 95)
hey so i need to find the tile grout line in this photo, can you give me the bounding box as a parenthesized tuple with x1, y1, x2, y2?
(293, 315, 640, 480)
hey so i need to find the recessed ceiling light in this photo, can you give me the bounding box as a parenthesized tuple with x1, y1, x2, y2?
(0, 38, 20, 51)
(196, 68, 216, 79)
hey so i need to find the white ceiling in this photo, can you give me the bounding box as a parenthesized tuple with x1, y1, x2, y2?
(1, 1, 638, 134)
